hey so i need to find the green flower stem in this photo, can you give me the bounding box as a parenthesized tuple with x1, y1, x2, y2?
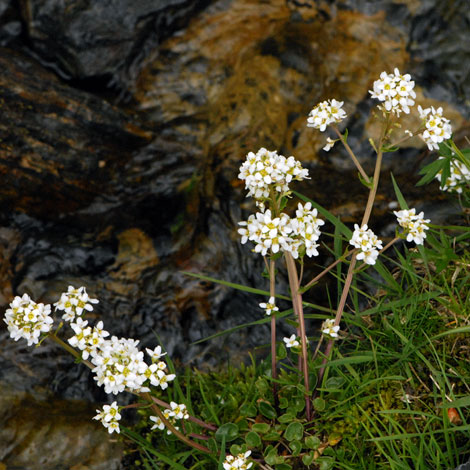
(300, 248, 358, 294)
(315, 125, 387, 390)
(285, 252, 311, 421)
(142, 392, 212, 454)
(269, 258, 279, 408)
(333, 125, 371, 184)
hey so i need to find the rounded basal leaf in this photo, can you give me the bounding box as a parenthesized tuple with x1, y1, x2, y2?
(259, 401, 277, 419)
(313, 397, 326, 411)
(325, 377, 344, 390)
(304, 435, 321, 450)
(275, 463, 292, 470)
(289, 439, 302, 456)
(276, 342, 287, 360)
(215, 423, 239, 442)
(292, 397, 305, 412)
(245, 431, 261, 448)
(278, 412, 296, 423)
(263, 430, 281, 441)
(284, 421, 304, 441)
(230, 444, 242, 455)
(279, 397, 289, 409)
(265, 449, 283, 466)
(252, 423, 270, 434)
(208, 438, 218, 452)
(240, 403, 258, 417)
(302, 452, 315, 466)
(256, 378, 270, 394)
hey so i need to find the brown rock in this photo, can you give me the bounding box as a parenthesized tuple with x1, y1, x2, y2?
(0, 48, 152, 218)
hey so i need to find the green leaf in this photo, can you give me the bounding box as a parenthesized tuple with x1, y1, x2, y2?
(215, 423, 239, 442)
(265, 449, 283, 466)
(390, 173, 409, 209)
(230, 444, 242, 455)
(239, 403, 257, 417)
(417, 158, 447, 186)
(313, 397, 326, 411)
(277, 342, 287, 360)
(305, 435, 321, 450)
(324, 376, 345, 389)
(289, 439, 302, 456)
(264, 430, 281, 441)
(302, 452, 315, 466)
(275, 463, 292, 470)
(278, 412, 296, 423)
(439, 396, 470, 409)
(279, 397, 289, 409)
(245, 431, 262, 448)
(252, 423, 270, 434)
(259, 401, 277, 420)
(284, 422, 304, 441)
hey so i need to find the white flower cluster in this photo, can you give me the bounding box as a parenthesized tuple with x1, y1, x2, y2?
(54, 285, 99, 322)
(4, 294, 54, 346)
(283, 334, 299, 348)
(68, 318, 109, 360)
(322, 319, 340, 339)
(150, 402, 189, 435)
(307, 99, 347, 132)
(238, 203, 324, 259)
(223, 451, 253, 470)
(349, 224, 383, 265)
(369, 68, 416, 116)
(91, 336, 175, 395)
(93, 401, 121, 434)
(418, 106, 452, 151)
(435, 156, 470, 193)
(394, 208, 430, 245)
(259, 296, 278, 316)
(238, 148, 309, 202)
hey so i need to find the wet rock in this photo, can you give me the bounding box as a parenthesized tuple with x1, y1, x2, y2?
(132, 0, 413, 194)
(19, 0, 212, 83)
(0, 48, 152, 219)
(0, 384, 122, 470)
(0, 0, 22, 46)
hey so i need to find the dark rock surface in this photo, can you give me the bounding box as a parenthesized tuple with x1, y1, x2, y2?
(0, 0, 469, 468)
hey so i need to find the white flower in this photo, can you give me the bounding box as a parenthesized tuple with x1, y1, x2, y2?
(322, 319, 340, 339)
(149, 403, 189, 435)
(150, 415, 165, 431)
(93, 401, 121, 434)
(323, 137, 337, 152)
(307, 99, 347, 132)
(394, 208, 430, 245)
(68, 319, 110, 360)
(54, 286, 99, 322)
(435, 156, 470, 193)
(349, 224, 383, 265)
(91, 335, 172, 395)
(259, 296, 279, 316)
(223, 451, 253, 470)
(239, 204, 324, 259)
(417, 105, 452, 151)
(4, 294, 54, 346)
(169, 402, 189, 420)
(283, 334, 300, 348)
(145, 345, 167, 362)
(238, 148, 308, 201)
(369, 68, 416, 116)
